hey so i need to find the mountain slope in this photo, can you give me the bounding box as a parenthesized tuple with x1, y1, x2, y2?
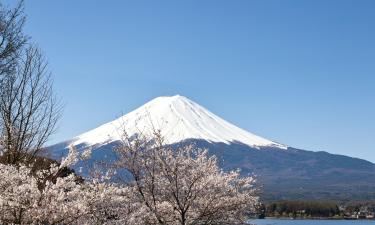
(48, 95, 375, 201)
(71, 95, 286, 149)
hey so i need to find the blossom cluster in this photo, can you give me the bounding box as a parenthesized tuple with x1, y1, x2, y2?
(0, 147, 139, 224)
(0, 134, 259, 225)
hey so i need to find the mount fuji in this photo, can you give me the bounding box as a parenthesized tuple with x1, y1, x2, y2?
(69, 95, 286, 150)
(49, 95, 375, 201)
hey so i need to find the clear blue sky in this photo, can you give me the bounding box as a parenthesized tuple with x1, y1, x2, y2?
(13, 1, 375, 161)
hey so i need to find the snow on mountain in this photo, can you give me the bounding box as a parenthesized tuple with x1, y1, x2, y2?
(70, 95, 287, 149)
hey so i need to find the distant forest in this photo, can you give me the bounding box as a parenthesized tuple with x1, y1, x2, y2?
(258, 200, 375, 218)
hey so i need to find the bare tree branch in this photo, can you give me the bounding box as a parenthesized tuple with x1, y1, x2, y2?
(0, 45, 61, 165)
(0, 0, 27, 78)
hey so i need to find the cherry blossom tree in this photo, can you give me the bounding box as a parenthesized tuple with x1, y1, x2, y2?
(0, 146, 140, 225)
(1, 130, 259, 225)
(115, 131, 259, 225)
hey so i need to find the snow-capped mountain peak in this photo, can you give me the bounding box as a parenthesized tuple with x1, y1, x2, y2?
(71, 95, 287, 149)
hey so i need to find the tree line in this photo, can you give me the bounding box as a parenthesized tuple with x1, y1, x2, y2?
(262, 200, 340, 218)
(258, 200, 375, 219)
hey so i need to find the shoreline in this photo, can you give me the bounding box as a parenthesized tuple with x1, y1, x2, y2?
(261, 217, 375, 220)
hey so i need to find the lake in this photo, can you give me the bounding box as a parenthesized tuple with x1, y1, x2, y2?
(248, 219, 375, 225)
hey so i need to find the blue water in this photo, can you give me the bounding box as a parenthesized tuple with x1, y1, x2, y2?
(249, 219, 375, 225)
